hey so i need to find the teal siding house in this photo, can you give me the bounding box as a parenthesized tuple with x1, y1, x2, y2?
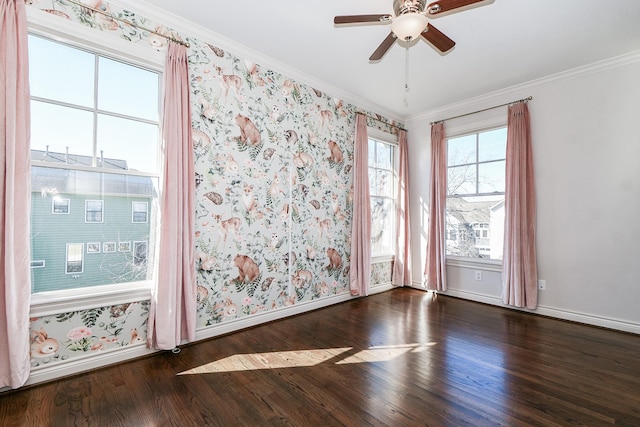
(30, 150, 157, 293)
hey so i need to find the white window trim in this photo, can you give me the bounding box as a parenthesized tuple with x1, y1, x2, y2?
(27, 9, 163, 309)
(85, 200, 104, 223)
(52, 197, 70, 214)
(65, 243, 84, 275)
(132, 201, 149, 223)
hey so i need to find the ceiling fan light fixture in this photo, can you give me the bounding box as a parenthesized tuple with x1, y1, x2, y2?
(391, 13, 428, 41)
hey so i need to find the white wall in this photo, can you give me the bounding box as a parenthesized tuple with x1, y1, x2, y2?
(406, 52, 640, 334)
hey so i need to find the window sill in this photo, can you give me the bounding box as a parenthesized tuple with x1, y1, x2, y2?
(446, 256, 502, 272)
(30, 281, 152, 317)
(371, 255, 394, 264)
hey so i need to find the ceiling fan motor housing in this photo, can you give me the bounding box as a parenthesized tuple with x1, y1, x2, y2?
(393, 0, 427, 16)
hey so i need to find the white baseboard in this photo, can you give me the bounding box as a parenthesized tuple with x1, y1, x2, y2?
(22, 292, 360, 388)
(26, 343, 155, 387)
(441, 288, 640, 335)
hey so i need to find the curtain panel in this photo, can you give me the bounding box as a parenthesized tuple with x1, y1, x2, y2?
(147, 43, 197, 350)
(392, 129, 412, 287)
(349, 114, 371, 296)
(0, 0, 32, 389)
(424, 122, 447, 291)
(502, 102, 538, 309)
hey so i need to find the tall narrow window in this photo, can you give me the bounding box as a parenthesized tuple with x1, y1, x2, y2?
(66, 243, 84, 274)
(28, 33, 160, 294)
(446, 127, 506, 260)
(368, 135, 397, 257)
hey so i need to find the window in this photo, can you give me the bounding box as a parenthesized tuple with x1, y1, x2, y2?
(133, 241, 148, 266)
(28, 33, 160, 294)
(52, 197, 70, 214)
(446, 127, 506, 260)
(30, 260, 46, 268)
(368, 134, 397, 257)
(85, 200, 104, 223)
(132, 201, 148, 223)
(66, 243, 84, 274)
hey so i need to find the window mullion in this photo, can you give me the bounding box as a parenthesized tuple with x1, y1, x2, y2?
(92, 53, 100, 168)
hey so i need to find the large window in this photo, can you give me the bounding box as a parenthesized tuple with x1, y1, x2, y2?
(446, 127, 506, 260)
(28, 33, 160, 294)
(368, 135, 397, 257)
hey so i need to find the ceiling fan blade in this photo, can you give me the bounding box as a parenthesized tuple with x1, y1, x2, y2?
(334, 14, 392, 25)
(421, 24, 455, 53)
(426, 0, 486, 15)
(369, 32, 396, 61)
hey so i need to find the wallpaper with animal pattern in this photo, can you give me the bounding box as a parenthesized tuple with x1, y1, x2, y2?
(26, 0, 401, 368)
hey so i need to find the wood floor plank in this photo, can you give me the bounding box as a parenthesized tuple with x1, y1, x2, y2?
(2, 288, 640, 426)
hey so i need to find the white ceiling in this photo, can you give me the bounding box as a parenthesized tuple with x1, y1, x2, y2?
(137, 0, 640, 119)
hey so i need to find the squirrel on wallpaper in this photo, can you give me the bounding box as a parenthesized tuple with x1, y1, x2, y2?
(234, 254, 260, 283)
(326, 248, 342, 270)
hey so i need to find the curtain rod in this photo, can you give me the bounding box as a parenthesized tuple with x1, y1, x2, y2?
(360, 112, 407, 132)
(63, 0, 190, 48)
(430, 96, 532, 125)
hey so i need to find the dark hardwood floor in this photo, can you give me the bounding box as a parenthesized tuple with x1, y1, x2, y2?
(2, 288, 640, 426)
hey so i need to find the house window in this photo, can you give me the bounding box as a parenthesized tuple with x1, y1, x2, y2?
(52, 197, 70, 214)
(30, 260, 46, 268)
(133, 241, 148, 266)
(446, 127, 506, 260)
(66, 243, 84, 274)
(368, 133, 397, 258)
(28, 33, 160, 294)
(85, 200, 104, 223)
(132, 201, 148, 223)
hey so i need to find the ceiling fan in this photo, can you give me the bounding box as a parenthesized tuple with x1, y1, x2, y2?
(334, 0, 490, 61)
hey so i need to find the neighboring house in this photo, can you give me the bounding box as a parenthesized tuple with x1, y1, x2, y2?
(30, 150, 156, 293)
(446, 198, 503, 259)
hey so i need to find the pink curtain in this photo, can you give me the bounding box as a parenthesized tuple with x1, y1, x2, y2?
(424, 122, 447, 291)
(0, 0, 32, 389)
(502, 102, 538, 309)
(392, 129, 412, 286)
(147, 43, 197, 350)
(349, 114, 371, 296)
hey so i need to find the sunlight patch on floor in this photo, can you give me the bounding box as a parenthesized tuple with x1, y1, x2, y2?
(178, 343, 438, 375)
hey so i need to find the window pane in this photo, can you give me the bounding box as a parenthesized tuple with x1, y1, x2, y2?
(371, 197, 394, 256)
(31, 167, 158, 293)
(97, 114, 159, 173)
(445, 195, 504, 260)
(368, 169, 376, 196)
(28, 35, 94, 107)
(376, 141, 392, 169)
(368, 139, 376, 165)
(447, 134, 476, 166)
(376, 170, 393, 198)
(448, 165, 476, 195)
(31, 101, 94, 156)
(479, 128, 507, 162)
(98, 57, 159, 121)
(478, 160, 506, 193)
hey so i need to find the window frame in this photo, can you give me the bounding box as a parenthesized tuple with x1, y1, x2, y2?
(27, 11, 164, 314)
(444, 118, 507, 270)
(132, 201, 149, 223)
(367, 128, 399, 262)
(65, 243, 84, 275)
(52, 197, 70, 214)
(84, 200, 104, 223)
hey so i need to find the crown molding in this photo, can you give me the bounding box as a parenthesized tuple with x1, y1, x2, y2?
(111, 0, 404, 124)
(407, 49, 640, 123)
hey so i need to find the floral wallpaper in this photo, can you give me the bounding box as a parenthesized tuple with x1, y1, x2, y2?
(26, 0, 401, 366)
(29, 301, 149, 368)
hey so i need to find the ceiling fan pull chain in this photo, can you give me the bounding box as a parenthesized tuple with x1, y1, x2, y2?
(404, 46, 410, 107)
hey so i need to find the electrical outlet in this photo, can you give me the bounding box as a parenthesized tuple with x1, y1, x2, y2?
(538, 279, 546, 290)
(474, 271, 482, 281)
